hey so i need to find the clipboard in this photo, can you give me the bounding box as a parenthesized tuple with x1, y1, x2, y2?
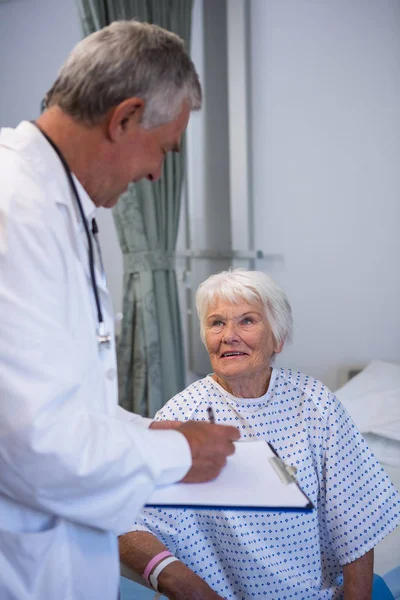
(146, 440, 314, 512)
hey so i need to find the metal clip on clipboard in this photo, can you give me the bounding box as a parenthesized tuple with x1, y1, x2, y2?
(269, 456, 298, 485)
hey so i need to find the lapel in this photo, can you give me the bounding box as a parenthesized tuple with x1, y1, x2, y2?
(68, 180, 109, 296)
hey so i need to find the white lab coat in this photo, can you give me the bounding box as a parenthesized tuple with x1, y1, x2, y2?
(0, 122, 191, 599)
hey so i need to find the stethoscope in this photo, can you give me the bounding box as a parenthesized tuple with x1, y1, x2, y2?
(32, 122, 112, 350)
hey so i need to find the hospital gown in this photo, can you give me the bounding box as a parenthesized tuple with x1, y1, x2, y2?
(131, 368, 400, 599)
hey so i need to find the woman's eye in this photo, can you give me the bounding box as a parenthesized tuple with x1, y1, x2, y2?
(241, 318, 253, 325)
(211, 320, 223, 327)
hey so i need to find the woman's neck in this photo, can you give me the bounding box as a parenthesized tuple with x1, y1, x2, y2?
(212, 367, 273, 399)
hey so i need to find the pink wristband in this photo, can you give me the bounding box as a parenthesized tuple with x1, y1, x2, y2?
(142, 551, 172, 583)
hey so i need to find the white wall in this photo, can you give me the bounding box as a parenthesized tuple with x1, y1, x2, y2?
(0, 0, 80, 126)
(250, 0, 400, 388)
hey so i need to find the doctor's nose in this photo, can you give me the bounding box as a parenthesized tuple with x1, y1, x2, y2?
(147, 162, 164, 183)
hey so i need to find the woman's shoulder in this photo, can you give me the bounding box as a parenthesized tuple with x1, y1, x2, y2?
(275, 367, 339, 420)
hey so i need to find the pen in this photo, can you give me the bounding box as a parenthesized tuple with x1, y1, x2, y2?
(207, 406, 215, 424)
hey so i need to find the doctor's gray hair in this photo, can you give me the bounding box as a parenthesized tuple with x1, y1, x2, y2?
(195, 269, 293, 347)
(45, 20, 202, 128)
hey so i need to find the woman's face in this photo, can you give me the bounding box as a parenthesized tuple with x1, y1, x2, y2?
(204, 296, 283, 391)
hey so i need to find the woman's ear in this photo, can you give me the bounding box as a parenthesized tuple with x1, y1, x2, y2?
(273, 338, 285, 355)
(107, 97, 145, 142)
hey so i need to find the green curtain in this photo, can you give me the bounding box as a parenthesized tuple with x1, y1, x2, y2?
(75, 0, 193, 416)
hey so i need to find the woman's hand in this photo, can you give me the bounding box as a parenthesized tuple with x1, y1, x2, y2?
(158, 559, 226, 600)
(119, 531, 225, 600)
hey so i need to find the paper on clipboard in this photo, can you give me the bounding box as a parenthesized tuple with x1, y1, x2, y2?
(146, 440, 314, 512)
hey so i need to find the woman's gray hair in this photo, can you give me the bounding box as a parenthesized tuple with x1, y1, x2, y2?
(45, 20, 202, 127)
(195, 268, 293, 347)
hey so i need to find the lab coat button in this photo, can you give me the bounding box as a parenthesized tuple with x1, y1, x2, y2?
(106, 368, 116, 381)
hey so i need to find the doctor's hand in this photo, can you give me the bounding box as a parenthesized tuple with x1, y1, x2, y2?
(149, 420, 182, 430)
(178, 421, 240, 483)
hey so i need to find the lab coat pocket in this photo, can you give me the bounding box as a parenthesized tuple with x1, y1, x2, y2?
(0, 517, 69, 599)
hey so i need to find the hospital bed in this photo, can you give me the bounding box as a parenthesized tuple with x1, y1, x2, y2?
(335, 360, 400, 599)
(120, 360, 400, 599)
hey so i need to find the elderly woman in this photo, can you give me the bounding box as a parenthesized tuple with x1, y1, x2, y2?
(119, 269, 400, 600)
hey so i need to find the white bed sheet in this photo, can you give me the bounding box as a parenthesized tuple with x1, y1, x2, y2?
(335, 360, 400, 444)
(335, 361, 400, 575)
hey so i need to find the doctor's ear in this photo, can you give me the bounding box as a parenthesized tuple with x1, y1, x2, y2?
(107, 98, 145, 142)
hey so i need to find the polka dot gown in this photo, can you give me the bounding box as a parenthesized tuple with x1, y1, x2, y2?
(133, 368, 400, 599)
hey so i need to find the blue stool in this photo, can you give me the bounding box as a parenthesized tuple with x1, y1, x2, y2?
(383, 566, 400, 600)
(372, 574, 395, 600)
(121, 573, 396, 600)
(120, 576, 168, 600)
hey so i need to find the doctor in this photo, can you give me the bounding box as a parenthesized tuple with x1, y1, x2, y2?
(0, 20, 240, 600)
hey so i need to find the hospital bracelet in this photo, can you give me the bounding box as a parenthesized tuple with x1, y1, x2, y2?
(142, 551, 172, 583)
(149, 556, 180, 592)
